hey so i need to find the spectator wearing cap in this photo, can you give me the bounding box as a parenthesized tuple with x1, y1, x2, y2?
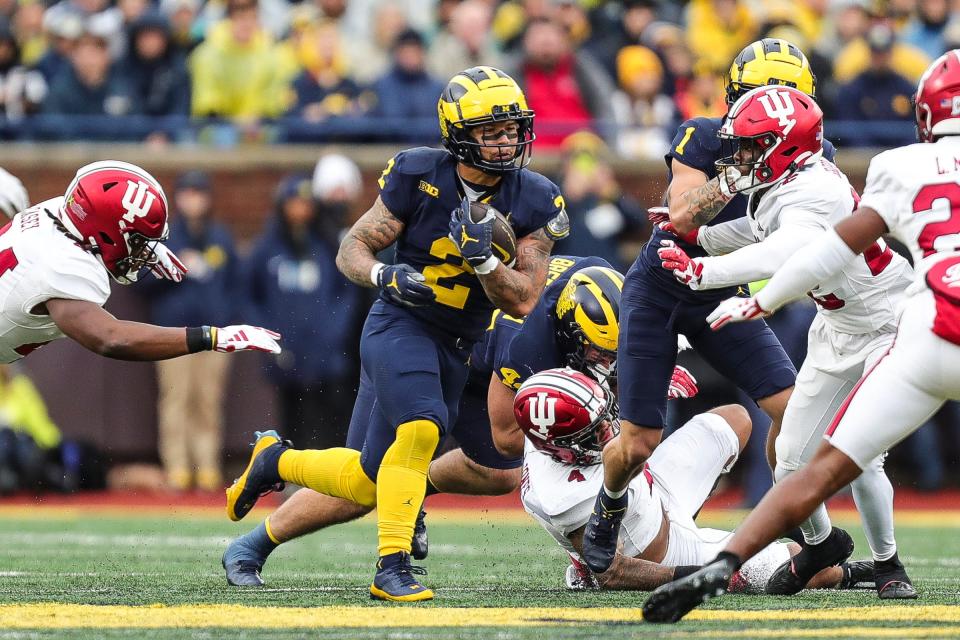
(835, 23, 918, 147)
(506, 17, 616, 148)
(901, 0, 958, 61)
(242, 173, 363, 449)
(286, 21, 365, 124)
(189, 0, 290, 120)
(118, 11, 190, 129)
(159, 0, 202, 54)
(551, 131, 648, 271)
(833, 19, 930, 84)
(14, 1, 49, 68)
(368, 28, 444, 141)
(141, 171, 238, 492)
(0, 21, 47, 124)
(427, 0, 503, 83)
(35, 10, 84, 83)
(311, 152, 363, 241)
(610, 45, 676, 159)
(42, 28, 138, 118)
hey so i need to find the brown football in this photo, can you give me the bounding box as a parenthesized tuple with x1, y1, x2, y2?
(468, 201, 517, 267)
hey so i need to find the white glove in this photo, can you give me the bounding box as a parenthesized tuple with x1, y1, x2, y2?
(706, 296, 768, 330)
(717, 166, 759, 198)
(667, 365, 699, 399)
(658, 240, 704, 289)
(150, 244, 188, 282)
(214, 325, 282, 354)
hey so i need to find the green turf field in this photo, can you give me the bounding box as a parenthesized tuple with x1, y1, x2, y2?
(1, 506, 959, 639)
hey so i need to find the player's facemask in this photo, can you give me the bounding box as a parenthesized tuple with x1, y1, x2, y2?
(716, 133, 780, 192)
(114, 232, 162, 283)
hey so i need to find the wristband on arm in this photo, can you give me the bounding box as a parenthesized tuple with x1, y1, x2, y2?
(186, 326, 217, 353)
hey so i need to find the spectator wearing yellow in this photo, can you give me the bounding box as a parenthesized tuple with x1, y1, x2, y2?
(189, 0, 290, 119)
(611, 45, 676, 159)
(833, 19, 931, 83)
(674, 60, 726, 120)
(685, 0, 757, 73)
(0, 365, 60, 451)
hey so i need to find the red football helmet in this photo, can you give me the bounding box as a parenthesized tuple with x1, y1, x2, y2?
(915, 50, 960, 143)
(59, 160, 169, 284)
(716, 85, 823, 192)
(514, 368, 618, 466)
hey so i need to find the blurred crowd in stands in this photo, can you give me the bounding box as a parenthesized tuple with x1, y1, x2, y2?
(0, 0, 956, 149)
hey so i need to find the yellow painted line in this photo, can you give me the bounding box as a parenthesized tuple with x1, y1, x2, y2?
(672, 627, 960, 638)
(5, 604, 960, 629)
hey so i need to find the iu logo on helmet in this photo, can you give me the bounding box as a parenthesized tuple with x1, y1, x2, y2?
(528, 392, 557, 437)
(121, 180, 157, 224)
(757, 89, 796, 136)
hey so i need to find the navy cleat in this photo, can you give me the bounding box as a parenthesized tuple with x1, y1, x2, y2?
(411, 509, 428, 560)
(643, 554, 739, 623)
(370, 552, 434, 602)
(225, 430, 290, 522)
(765, 527, 854, 595)
(875, 552, 918, 600)
(839, 560, 875, 590)
(222, 539, 265, 587)
(582, 490, 628, 573)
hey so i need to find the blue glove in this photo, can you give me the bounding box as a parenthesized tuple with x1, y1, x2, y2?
(449, 197, 496, 273)
(377, 263, 436, 307)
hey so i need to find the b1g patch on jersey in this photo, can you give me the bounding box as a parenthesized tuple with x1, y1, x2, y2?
(545, 209, 570, 240)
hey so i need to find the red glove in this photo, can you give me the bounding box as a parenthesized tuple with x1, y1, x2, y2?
(647, 206, 670, 225)
(706, 296, 768, 330)
(667, 365, 698, 399)
(658, 240, 703, 289)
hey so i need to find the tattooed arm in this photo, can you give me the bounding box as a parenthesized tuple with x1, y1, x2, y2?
(477, 227, 552, 317)
(335, 196, 405, 286)
(666, 159, 733, 236)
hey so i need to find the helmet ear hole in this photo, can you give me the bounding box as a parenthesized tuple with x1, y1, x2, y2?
(101, 181, 118, 192)
(99, 231, 115, 246)
(781, 145, 798, 156)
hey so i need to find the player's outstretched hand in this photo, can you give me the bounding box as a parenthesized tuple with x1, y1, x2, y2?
(150, 244, 188, 282)
(214, 325, 282, 354)
(377, 263, 436, 307)
(646, 206, 670, 225)
(658, 240, 703, 289)
(706, 296, 767, 330)
(449, 197, 495, 272)
(667, 365, 698, 399)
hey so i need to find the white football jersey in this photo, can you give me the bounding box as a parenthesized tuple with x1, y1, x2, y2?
(748, 156, 912, 334)
(860, 138, 960, 291)
(520, 441, 665, 560)
(0, 197, 110, 363)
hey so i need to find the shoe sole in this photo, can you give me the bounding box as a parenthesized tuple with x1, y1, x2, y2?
(643, 571, 727, 623)
(369, 583, 435, 602)
(766, 530, 855, 596)
(878, 580, 918, 600)
(225, 430, 281, 522)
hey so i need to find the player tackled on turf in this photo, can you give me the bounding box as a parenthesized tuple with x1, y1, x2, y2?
(642, 50, 960, 624)
(224, 66, 569, 602)
(0, 160, 281, 365)
(515, 369, 874, 593)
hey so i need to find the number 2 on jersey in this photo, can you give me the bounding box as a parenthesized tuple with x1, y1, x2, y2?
(912, 183, 960, 257)
(421, 236, 472, 309)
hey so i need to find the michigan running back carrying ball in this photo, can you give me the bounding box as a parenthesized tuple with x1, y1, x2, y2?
(224, 66, 569, 602)
(583, 39, 836, 574)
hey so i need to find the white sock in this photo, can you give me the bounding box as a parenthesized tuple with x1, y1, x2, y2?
(775, 463, 832, 545)
(851, 457, 897, 562)
(603, 485, 627, 500)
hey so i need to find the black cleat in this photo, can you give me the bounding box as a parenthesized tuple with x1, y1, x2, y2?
(582, 490, 628, 573)
(839, 560, 875, 590)
(643, 556, 738, 623)
(411, 508, 428, 560)
(875, 553, 918, 600)
(765, 527, 854, 595)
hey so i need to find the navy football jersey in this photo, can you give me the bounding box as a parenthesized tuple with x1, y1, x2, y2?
(492, 255, 613, 390)
(378, 147, 569, 341)
(636, 117, 837, 301)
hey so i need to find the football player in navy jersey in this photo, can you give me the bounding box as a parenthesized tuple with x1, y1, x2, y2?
(223, 67, 569, 602)
(582, 39, 839, 575)
(221, 256, 698, 589)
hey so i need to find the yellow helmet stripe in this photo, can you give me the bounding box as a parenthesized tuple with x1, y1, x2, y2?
(572, 275, 619, 351)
